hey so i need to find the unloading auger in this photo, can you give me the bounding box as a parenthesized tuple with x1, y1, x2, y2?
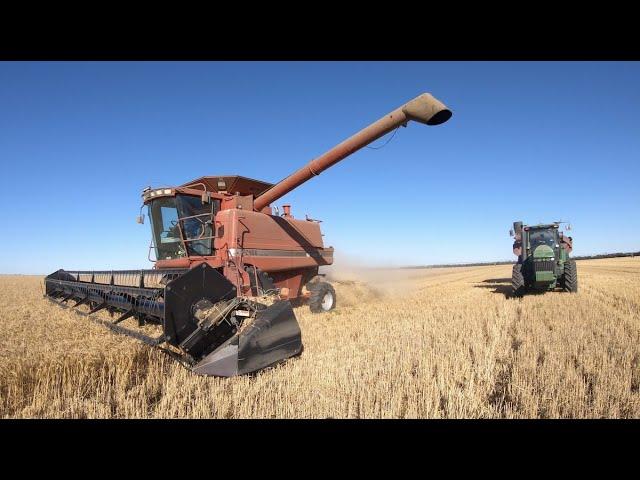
(45, 92, 453, 376)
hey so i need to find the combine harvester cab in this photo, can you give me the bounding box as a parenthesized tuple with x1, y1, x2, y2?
(510, 221, 578, 297)
(45, 92, 452, 376)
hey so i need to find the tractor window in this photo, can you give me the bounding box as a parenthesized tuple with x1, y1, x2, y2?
(148, 197, 186, 260)
(147, 194, 219, 259)
(176, 195, 217, 257)
(529, 229, 556, 249)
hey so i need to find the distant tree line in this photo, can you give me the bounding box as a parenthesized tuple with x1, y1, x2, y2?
(572, 251, 639, 260)
(402, 251, 639, 270)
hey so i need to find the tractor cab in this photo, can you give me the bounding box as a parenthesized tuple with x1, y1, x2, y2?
(526, 224, 560, 260)
(139, 176, 273, 262)
(141, 188, 219, 260)
(511, 223, 562, 260)
(528, 227, 557, 250)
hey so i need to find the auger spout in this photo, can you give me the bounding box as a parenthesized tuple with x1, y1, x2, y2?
(253, 93, 452, 211)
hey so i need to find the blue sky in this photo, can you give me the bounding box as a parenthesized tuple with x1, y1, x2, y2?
(0, 61, 638, 274)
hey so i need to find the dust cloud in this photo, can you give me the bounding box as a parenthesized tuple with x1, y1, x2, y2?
(320, 255, 425, 305)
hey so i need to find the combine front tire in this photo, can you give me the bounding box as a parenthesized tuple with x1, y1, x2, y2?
(512, 263, 526, 297)
(308, 281, 336, 313)
(563, 259, 578, 293)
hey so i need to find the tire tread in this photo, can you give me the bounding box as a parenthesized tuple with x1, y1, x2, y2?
(563, 259, 578, 293)
(512, 263, 526, 297)
(308, 281, 336, 313)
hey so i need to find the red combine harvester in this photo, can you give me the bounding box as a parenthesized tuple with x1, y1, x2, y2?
(45, 92, 452, 376)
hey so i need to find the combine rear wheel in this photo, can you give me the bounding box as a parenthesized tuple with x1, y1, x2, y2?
(511, 263, 526, 297)
(563, 259, 578, 293)
(308, 281, 336, 313)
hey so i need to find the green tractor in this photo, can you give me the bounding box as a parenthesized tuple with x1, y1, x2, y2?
(510, 221, 578, 297)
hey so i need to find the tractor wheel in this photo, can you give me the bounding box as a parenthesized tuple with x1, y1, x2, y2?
(308, 281, 337, 313)
(512, 263, 526, 297)
(563, 259, 578, 293)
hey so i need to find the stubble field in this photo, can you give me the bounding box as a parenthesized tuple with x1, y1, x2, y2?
(1, 257, 639, 418)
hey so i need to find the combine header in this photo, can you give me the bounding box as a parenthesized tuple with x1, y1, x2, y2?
(45, 92, 453, 376)
(510, 221, 578, 296)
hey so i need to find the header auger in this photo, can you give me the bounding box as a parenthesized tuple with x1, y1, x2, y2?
(510, 221, 578, 297)
(45, 92, 452, 376)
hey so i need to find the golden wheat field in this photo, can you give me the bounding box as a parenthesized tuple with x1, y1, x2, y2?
(1, 257, 639, 419)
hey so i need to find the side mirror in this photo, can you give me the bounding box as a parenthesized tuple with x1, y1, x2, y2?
(512, 221, 523, 240)
(201, 192, 211, 204)
(136, 214, 145, 224)
(509, 229, 514, 237)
